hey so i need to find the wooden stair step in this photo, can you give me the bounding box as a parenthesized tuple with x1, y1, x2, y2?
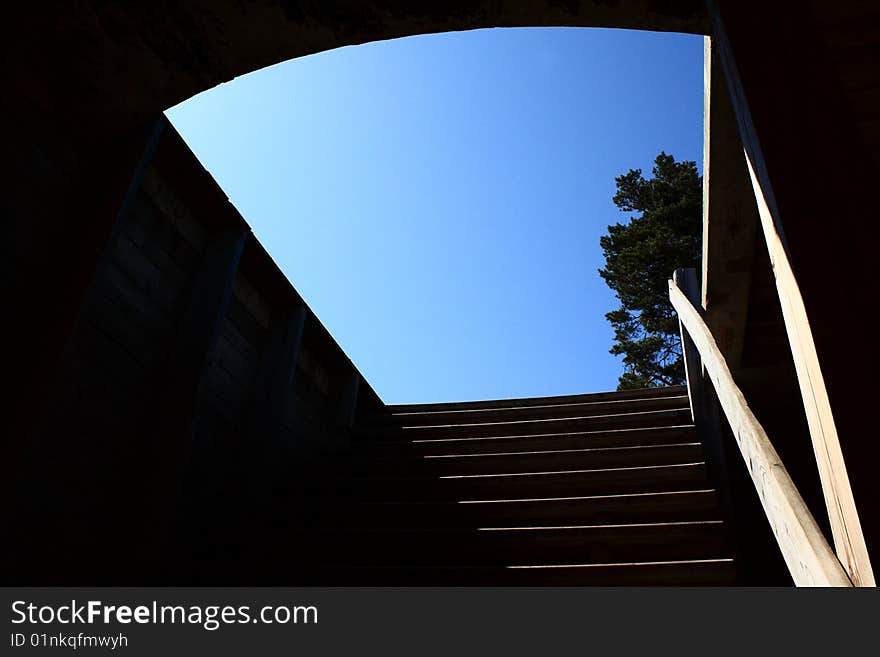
(315, 462, 710, 501)
(351, 442, 704, 476)
(355, 408, 693, 440)
(357, 424, 698, 455)
(387, 385, 688, 414)
(299, 520, 731, 566)
(297, 558, 736, 586)
(365, 395, 689, 427)
(285, 386, 737, 586)
(304, 489, 723, 529)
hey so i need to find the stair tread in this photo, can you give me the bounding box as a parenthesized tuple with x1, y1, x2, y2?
(313, 463, 711, 502)
(507, 557, 734, 568)
(308, 519, 727, 535)
(351, 443, 705, 475)
(364, 408, 691, 432)
(368, 396, 690, 426)
(334, 488, 719, 505)
(387, 385, 688, 413)
(300, 488, 722, 525)
(287, 385, 736, 585)
(353, 461, 707, 481)
(298, 558, 735, 585)
(301, 520, 732, 567)
(420, 442, 700, 458)
(358, 425, 698, 455)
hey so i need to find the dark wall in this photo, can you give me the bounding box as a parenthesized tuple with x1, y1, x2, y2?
(708, 0, 880, 581)
(5, 118, 382, 584)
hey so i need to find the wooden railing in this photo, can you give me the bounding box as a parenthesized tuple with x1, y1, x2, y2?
(701, 2, 875, 588)
(669, 268, 851, 587)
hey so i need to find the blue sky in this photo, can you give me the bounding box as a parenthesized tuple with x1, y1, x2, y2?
(165, 27, 703, 404)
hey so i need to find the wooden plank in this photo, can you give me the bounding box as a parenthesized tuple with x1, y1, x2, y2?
(132, 191, 204, 269)
(248, 304, 308, 442)
(153, 225, 249, 573)
(213, 325, 260, 387)
(141, 168, 207, 251)
(225, 290, 268, 349)
(85, 285, 174, 370)
(158, 226, 249, 433)
(669, 279, 851, 586)
(337, 371, 361, 429)
(389, 386, 689, 414)
(705, 2, 875, 587)
(740, 152, 874, 587)
(201, 358, 247, 413)
(700, 36, 758, 371)
(236, 304, 309, 544)
(110, 233, 189, 315)
(234, 273, 272, 330)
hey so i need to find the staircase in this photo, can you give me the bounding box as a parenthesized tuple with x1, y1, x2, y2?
(298, 385, 736, 585)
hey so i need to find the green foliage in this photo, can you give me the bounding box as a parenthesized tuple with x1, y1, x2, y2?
(599, 152, 702, 390)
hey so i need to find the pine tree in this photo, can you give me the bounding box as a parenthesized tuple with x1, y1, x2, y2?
(599, 152, 702, 390)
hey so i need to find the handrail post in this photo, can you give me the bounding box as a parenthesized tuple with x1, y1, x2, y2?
(674, 268, 703, 424)
(674, 268, 736, 557)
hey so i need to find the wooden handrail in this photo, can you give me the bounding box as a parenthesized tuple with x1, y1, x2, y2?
(742, 152, 874, 587)
(669, 275, 851, 586)
(703, 5, 874, 587)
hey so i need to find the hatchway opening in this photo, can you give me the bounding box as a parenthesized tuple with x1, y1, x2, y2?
(164, 27, 704, 404)
(12, 2, 861, 590)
